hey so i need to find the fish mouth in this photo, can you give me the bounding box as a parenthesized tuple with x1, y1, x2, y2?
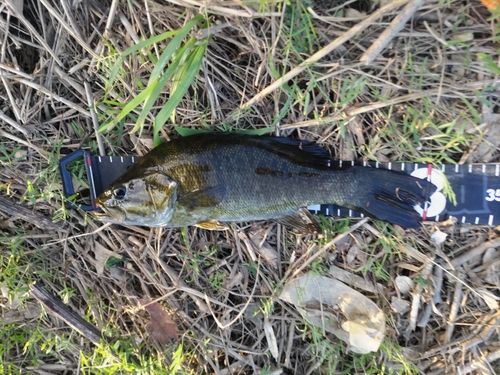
(93, 206, 127, 222)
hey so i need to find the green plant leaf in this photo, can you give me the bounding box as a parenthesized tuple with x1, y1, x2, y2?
(153, 41, 208, 145)
(148, 15, 204, 85)
(131, 38, 197, 134)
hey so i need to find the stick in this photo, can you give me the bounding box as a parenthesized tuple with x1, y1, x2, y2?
(360, 0, 425, 65)
(446, 238, 500, 269)
(0, 196, 67, 232)
(240, 0, 409, 109)
(30, 282, 104, 347)
(444, 269, 464, 344)
(84, 82, 106, 156)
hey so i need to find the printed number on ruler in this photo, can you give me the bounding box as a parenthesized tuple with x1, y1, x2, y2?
(486, 189, 500, 202)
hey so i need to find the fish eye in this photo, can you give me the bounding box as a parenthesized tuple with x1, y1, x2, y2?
(113, 186, 127, 200)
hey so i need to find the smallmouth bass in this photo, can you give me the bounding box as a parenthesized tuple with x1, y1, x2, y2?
(95, 133, 436, 231)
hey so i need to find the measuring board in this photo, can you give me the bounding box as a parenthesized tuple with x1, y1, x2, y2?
(59, 149, 500, 226)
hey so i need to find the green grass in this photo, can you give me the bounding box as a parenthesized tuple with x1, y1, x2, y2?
(98, 15, 210, 145)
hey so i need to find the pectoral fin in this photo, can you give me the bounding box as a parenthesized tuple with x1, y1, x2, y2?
(195, 220, 229, 230)
(277, 208, 322, 234)
(177, 185, 227, 210)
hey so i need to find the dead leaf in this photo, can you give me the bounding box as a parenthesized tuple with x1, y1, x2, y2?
(395, 276, 414, 295)
(477, 289, 500, 310)
(94, 243, 121, 275)
(264, 316, 279, 360)
(391, 296, 410, 314)
(279, 273, 385, 354)
(141, 299, 178, 344)
(248, 229, 278, 268)
(430, 230, 448, 246)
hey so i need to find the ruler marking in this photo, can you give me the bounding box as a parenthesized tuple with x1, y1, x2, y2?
(401, 163, 405, 171)
(441, 164, 445, 172)
(363, 161, 367, 167)
(455, 164, 459, 173)
(109, 156, 112, 163)
(348, 209, 352, 217)
(98, 156, 101, 162)
(360, 213, 364, 218)
(489, 215, 494, 226)
(482, 164, 486, 174)
(461, 216, 466, 224)
(388, 162, 392, 170)
(375, 162, 379, 168)
(351, 161, 354, 166)
(120, 156, 124, 163)
(339, 160, 343, 168)
(436, 215, 440, 221)
(132, 156, 135, 163)
(337, 209, 341, 216)
(326, 208, 329, 215)
(468, 164, 472, 173)
(496, 165, 499, 177)
(475, 217, 479, 224)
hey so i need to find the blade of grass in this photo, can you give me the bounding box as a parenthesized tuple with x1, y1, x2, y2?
(153, 41, 208, 145)
(131, 39, 197, 134)
(148, 15, 204, 84)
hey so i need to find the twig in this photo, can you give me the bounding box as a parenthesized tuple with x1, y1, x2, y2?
(446, 238, 500, 269)
(0, 196, 67, 232)
(284, 218, 369, 282)
(409, 259, 434, 331)
(240, 0, 409, 109)
(4, 0, 64, 66)
(0, 110, 29, 136)
(30, 282, 104, 346)
(12, 78, 91, 117)
(421, 312, 500, 358)
(459, 346, 500, 374)
(205, 260, 260, 330)
(84, 82, 106, 156)
(0, 62, 34, 79)
(360, 0, 425, 65)
(39, 0, 99, 58)
(280, 79, 500, 129)
(444, 269, 465, 344)
(418, 265, 444, 327)
(0, 129, 48, 159)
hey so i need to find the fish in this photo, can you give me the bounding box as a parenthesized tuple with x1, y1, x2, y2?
(94, 133, 436, 231)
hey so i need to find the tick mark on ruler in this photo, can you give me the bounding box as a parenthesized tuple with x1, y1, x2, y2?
(489, 215, 494, 226)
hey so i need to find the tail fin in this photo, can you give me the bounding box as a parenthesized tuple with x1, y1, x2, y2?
(349, 168, 437, 228)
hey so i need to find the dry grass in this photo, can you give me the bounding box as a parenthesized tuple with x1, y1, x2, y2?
(1, 0, 500, 374)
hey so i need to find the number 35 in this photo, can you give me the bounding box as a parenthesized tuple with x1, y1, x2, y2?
(485, 189, 500, 202)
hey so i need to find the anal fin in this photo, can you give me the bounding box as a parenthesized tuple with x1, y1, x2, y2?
(194, 220, 229, 231)
(277, 208, 322, 234)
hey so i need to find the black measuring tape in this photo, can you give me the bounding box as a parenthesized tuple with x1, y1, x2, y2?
(59, 149, 500, 225)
